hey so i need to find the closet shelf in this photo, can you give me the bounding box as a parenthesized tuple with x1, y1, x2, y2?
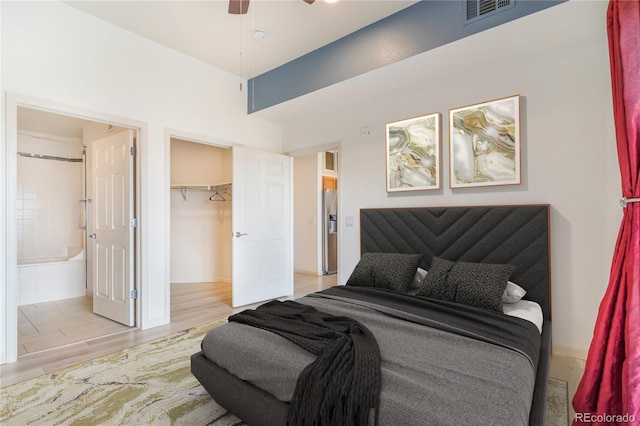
(170, 183, 232, 202)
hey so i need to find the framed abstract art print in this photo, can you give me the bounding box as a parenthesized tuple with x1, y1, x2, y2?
(449, 95, 521, 188)
(385, 112, 440, 192)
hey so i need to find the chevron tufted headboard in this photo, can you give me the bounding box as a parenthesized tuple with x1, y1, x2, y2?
(360, 205, 551, 321)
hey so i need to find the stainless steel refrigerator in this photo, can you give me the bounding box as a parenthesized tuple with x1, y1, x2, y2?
(322, 189, 338, 275)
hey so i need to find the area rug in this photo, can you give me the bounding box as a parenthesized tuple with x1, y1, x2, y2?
(546, 377, 570, 426)
(2, 318, 569, 425)
(1, 319, 231, 425)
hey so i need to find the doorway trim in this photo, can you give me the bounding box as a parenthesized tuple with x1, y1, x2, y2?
(163, 128, 237, 321)
(286, 142, 342, 280)
(1, 93, 145, 364)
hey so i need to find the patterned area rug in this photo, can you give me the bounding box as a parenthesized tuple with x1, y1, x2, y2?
(1, 319, 231, 425)
(1, 318, 568, 425)
(546, 377, 569, 426)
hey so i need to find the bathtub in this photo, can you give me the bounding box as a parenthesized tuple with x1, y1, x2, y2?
(18, 248, 86, 306)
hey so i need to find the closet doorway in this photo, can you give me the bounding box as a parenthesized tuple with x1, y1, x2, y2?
(169, 138, 233, 323)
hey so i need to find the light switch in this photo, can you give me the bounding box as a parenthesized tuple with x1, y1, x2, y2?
(345, 216, 354, 227)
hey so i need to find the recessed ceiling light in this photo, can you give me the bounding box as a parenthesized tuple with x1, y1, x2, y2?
(324, 0, 338, 3)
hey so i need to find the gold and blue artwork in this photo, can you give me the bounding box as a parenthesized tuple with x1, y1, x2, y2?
(449, 95, 521, 188)
(385, 112, 440, 192)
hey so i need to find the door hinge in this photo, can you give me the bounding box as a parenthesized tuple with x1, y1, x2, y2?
(131, 289, 138, 300)
(130, 218, 138, 228)
(130, 146, 136, 156)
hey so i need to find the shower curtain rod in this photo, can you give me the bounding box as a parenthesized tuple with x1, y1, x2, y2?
(18, 152, 83, 163)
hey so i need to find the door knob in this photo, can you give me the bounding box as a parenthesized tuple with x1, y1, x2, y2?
(89, 233, 97, 239)
(234, 232, 248, 238)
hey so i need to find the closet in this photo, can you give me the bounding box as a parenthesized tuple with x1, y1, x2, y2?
(170, 138, 232, 285)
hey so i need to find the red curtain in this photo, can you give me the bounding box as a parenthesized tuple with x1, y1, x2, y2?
(572, 1, 640, 425)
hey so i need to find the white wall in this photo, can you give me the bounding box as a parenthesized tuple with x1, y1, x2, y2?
(293, 154, 321, 275)
(281, 1, 619, 355)
(1, 0, 282, 362)
(170, 139, 232, 283)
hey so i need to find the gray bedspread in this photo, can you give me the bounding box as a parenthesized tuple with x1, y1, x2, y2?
(201, 288, 539, 426)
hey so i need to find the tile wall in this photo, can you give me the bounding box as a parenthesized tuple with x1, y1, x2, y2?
(17, 133, 84, 261)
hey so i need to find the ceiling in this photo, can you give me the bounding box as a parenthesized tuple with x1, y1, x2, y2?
(18, 107, 88, 139)
(64, 0, 419, 79)
(19, 1, 416, 136)
(18, 1, 578, 132)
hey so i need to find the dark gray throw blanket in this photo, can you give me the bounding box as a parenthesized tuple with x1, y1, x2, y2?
(228, 300, 381, 426)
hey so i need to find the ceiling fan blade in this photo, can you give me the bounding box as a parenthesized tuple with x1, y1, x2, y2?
(229, 0, 250, 14)
(303, 0, 315, 4)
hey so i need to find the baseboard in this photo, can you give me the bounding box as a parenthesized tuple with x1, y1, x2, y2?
(294, 269, 321, 276)
(552, 344, 588, 361)
(170, 279, 232, 285)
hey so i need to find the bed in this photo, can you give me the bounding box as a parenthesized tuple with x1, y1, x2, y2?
(191, 204, 552, 426)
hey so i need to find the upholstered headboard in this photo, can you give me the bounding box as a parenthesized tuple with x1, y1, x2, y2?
(360, 205, 551, 321)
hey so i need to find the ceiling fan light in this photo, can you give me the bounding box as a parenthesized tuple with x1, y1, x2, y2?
(252, 29, 267, 41)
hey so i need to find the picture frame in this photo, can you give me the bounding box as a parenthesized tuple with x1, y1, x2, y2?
(385, 112, 440, 192)
(449, 95, 521, 188)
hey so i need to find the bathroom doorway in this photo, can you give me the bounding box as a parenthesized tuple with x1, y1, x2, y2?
(14, 107, 138, 357)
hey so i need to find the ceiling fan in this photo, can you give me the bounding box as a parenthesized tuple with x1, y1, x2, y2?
(229, 0, 315, 15)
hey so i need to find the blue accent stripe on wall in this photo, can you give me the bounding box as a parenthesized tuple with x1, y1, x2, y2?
(247, 0, 565, 114)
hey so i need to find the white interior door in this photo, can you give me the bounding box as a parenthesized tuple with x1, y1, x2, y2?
(90, 130, 135, 326)
(232, 146, 292, 307)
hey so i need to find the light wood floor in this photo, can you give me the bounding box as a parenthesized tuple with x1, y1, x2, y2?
(1, 272, 337, 388)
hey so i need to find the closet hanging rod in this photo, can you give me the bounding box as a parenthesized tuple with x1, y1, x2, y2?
(169, 183, 231, 191)
(170, 183, 232, 202)
(18, 152, 83, 163)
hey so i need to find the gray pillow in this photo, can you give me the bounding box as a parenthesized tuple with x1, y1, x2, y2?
(417, 256, 515, 312)
(346, 253, 423, 292)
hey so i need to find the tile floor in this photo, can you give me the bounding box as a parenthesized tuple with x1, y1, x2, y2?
(18, 297, 132, 356)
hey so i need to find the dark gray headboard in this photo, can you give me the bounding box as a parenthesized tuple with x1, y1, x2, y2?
(360, 205, 551, 321)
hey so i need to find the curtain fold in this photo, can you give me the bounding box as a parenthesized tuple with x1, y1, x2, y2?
(572, 1, 640, 425)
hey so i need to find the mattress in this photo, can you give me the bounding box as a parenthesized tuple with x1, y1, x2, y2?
(201, 286, 541, 426)
(504, 299, 544, 333)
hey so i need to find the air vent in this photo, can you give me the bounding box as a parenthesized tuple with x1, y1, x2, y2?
(466, 0, 514, 23)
